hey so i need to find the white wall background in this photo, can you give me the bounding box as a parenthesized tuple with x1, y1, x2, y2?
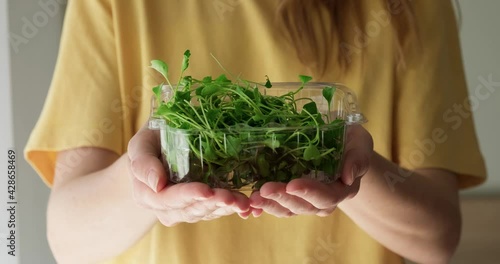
(458, 0, 500, 196)
(1, 0, 498, 263)
(7, 0, 65, 263)
(1, 0, 17, 263)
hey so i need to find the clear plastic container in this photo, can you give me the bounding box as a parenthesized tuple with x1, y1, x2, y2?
(149, 82, 366, 190)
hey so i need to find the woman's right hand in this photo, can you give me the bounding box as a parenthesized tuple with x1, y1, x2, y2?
(127, 124, 251, 226)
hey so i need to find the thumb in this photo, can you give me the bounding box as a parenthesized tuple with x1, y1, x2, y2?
(340, 125, 373, 186)
(128, 123, 168, 192)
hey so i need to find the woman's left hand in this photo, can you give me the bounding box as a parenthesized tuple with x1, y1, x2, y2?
(241, 124, 373, 218)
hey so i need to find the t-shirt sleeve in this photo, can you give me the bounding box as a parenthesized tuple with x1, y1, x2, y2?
(24, 0, 124, 187)
(394, 0, 486, 189)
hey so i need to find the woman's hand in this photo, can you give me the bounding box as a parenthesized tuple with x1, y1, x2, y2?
(128, 124, 251, 226)
(247, 125, 373, 218)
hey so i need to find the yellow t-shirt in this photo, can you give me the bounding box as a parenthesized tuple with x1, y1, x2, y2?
(25, 0, 486, 263)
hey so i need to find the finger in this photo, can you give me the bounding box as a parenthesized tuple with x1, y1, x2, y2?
(201, 214, 221, 221)
(156, 213, 180, 227)
(251, 208, 263, 217)
(154, 189, 241, 225)
(344, 177, 362, 200)
(156, 197, 237, 226)
(182, 200, 220, 217)
(259, 182, 319, 215)
(253, 182, 285, 208)
(249, 191, 295, 218)
(132, 178, 233, 220)
(145, 182, 214, 210)
(160, 187, 242, 210)
(238, 210, 252, 219)
(341, 125, 373, 186)
(156, 208, 198, 226)
(230, 191, 251, 213)
(180, 197, 245, 220)
(131, 177, 156, 209)
(285, 178, 356, 210)
(209, 188, 244, 210)
(128, 124, 167, 192)
(248, 190, 264, 217)
(171, 206, 236, 224)
(196, 189, 250, 215)
(316, 207, 336, 217)
(210, 206, 239, 217)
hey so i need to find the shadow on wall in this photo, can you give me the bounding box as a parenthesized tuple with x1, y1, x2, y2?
(8, 0, 67, 263)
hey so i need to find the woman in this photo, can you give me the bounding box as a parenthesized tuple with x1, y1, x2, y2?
(25, 0, 486, 263)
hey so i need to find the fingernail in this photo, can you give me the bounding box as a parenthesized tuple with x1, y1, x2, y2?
(251, 210, 260, 217)
(264, 193, 281, 200)
(349, 166, 358, 186)
(239, 213, 249, 220)
(148, 171, 159, 192)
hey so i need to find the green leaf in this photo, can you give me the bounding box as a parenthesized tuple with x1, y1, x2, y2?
(303, 145, 321, 161)
(322, 86, 335, 105)
(253, 87, 262, 104)
(201, 141, 217, 161)
(314, 114, 325, 125)
(201, 84, 220, 97)
(225, 135, 241, 157)
(263, 137, 280, 150)
(152, 85, 162, 101)
(233, 100, 247, 119)
(150, 60, 169, 80)
(215, 74, 231, 84)
(175, 90, 191, 103)
(181, 50, 191, 72)
(302, 102, 318, 115)
(323, 86, 336, 120)
(156, 104, 170, 115)
(206, 109, 221, 124)
(264, 75, 272, 88)
(202, 76, 212, 84)
(299, 75, 313, 84)
(195, 85, 204, 96)
(252, 114, 265, 122)
(243, 89, 255, 100)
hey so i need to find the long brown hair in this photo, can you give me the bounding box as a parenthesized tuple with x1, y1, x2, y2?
(276, 0, 417, 75)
